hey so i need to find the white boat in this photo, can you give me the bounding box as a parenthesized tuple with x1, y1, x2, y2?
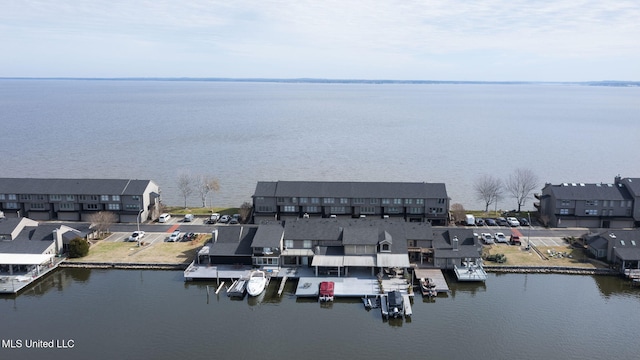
(246, 270, 268, 296)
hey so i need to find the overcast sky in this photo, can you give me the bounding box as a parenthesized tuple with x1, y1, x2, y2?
(2, 0, 639, 81)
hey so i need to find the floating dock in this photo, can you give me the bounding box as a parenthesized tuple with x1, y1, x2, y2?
(454, 263, 488, 282)
(413, 269, 450, 294)
(402, 294, 412, 317)
(227, 278, 247, 298)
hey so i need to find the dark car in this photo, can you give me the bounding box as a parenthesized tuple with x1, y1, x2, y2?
(183, 232, 196, 241)
(496, 217, 509, 226)
(484, 218, 497, 226)
(475, 218, 485, 226)
(519, 218, 530, 226)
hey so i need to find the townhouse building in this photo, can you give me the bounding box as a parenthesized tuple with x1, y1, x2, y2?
(252, 181, 449, 225)
(0, 178, 160, 223)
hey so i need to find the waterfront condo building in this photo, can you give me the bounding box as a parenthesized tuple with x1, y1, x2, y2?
(0, 178, 160, 223)
(252, 181, 450, 225)
(537, 176, 639, 228)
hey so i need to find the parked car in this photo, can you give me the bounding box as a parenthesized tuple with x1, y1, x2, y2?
(506, 217, 520, 227)
(481, 233, 494, 244)
(496, 217, 509, 226)
(168, 230, 181, 242)
(494, 232, 507, 243)
(183, 232, 196, 241)
(128, 231, 145, 242)
(183, 214, 194, 222)
(484, 218, 497, 226)
(519, 218, 530, 226)
(206, 213, 221, 224)
(158, 213, 171, 223)
(510, 235, 521, 245)
(475, 218, 485, 226)
(219, 215, 231, 224)
(229, 217, 239, 224)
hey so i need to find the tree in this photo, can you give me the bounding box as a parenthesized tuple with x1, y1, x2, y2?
(239, 201, 253, 223)
(474, 175, 503, 212)
(68, 237, 90, 258)
(505, 168, 540, 212)
(88, 211, 117, 238)
(177, 171, 195, 208)
(196, 175, 220, 208)
(450, 203, 466, 224)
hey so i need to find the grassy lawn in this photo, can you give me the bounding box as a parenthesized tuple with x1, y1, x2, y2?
(482, 243, 605, 268)
(67, 234, 211, 264)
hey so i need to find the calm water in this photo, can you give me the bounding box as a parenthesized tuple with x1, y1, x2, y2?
(1, 80, 639, 210)
(1, 269, 639, 360)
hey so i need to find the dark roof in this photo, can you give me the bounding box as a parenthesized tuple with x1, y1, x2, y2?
(618, 177, 640, 197)
(283, 219, 343, 241)
(209, 226, 256, 256)
(253, 181, 448, 199)
(0, 218, 22, 237)
(251, 222, 284, 248)
(0, 178, 156, 195)
(342, 226, 379, 245)
(433, 229, 481, 259)
(546, 182, 631, 201)
(0, 224, 58, 254)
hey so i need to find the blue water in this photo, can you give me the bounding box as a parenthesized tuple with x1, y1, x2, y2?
(1, 79, 638, 209)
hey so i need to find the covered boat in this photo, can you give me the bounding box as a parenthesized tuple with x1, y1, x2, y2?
(319, 281, 334, 302)
(246, 270, 268, 296)
(387, 290, 404, 319)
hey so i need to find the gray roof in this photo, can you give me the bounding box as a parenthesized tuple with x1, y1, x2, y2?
(0, 217, 22, 237)
(546, 182, 631, 201)
(618, 177, 640, 197)
(251, 222, 284, 248)
(0, 224, 58, 254)
(209, 226, 256, 256)
(253, 181, 448, 199)
(283, 219, 343, 241)
(433, 229, 482, 259)
(0, 178, 156, 195)
(342, 226, 379, 245)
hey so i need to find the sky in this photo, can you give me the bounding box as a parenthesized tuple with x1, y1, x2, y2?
(1, 0, 639, 81)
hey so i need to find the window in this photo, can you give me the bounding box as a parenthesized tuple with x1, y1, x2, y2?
(283, 205, 296, 212)
(602, 200, 608, 207)
(257, 206, 275, 212)
(323, 197, 334, 204)
(416, 199, 424, 205)
(101, 195, 109, 201)
(428, 207, 443, 214)
(360, 206, 375, 214)
(560, 209, 569, 215)
(404, 199, 413, 205)
(8, 194, 17, 200)
(35, 194, 46, 201)
(277, 197, 285, 202)
(87, 204, 99, 210)
(5, 202, 18, 209)
(110, 195, 119, 201)
(291, 197, 297, 203)
(60, 203, 74, 210)
(132, 196, 140, 201)
(330, 206, 346, 214)
(561, 200, 571, 206)
(299, 197, 308, 204)
(311, 197, 320, 204)
(382, 199, 390, 205)
(393, 198, 402, 205)
(340, 198, 348, 204)
(255, 196, 264, 201)
(438, 198, 446, 204)
(585, 200, 597, 206)
(20, 194, 31, 200)
(353, 198, 365, 204)
(66, 195, 75, 201)
(369, 198, 378, 204)
(284, 240, 294, 249)
(387, 207, 400, 213)
(30, 203, 45, 209)
(108, 203, 120, 210)
(306, 206, 319, 213)
(381, 243, 390, 252)
(303, 240, 312, 249)
(50, 194, 62, 201)
(0, 194, 4, 200)
(585, 209, 598, 215)
(409, 207, 423, 214)
(125, 204, 139, 210)
(628, 200, 633, 207)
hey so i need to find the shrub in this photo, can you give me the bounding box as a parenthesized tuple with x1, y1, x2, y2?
(69, 237, 90, 258)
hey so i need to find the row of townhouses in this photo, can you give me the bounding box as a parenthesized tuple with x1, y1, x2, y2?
(537, 176, 640, 228)
(0, 178, 160, 223)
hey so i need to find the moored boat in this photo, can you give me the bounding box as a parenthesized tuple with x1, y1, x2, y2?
(246, 270, 268, 296)
(319, 281, 334, 302)
(420, 277, 437, 297)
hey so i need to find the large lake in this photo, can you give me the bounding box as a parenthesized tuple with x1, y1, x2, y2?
(1, 269, 639, 360)
(1, 80, 638, 210)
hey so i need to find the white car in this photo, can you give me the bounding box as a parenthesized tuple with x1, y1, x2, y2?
(168, 230, 181, 242)
(481, 233, 494, 244)
(128, 231, 145, 242)
(495, 232, 507, 243)
(506, 217, 520, 227)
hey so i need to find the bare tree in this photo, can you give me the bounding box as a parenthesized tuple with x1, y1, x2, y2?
(505, 168, 540, 212)
(239, 201, 253, 223)
(177, 171, 195, 208)
(474, 175, 503, 212)
(88, 211, 117, 238)
(450, 203, 466, 224)
(196, 175, 220, 208)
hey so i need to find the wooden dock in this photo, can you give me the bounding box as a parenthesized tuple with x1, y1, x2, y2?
(413, 269, 450, 294)
(402, 294, 412, 317)
(277, 276, 288, 296)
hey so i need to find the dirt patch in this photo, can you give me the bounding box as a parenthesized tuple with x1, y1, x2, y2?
(482, 243, 604, 268)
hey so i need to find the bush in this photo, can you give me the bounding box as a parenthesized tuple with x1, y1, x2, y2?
(69, 237, 90, 258)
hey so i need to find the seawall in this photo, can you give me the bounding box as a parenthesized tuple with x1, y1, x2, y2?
(484, 265, 617, 276)
(60, 262, 188, 270)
